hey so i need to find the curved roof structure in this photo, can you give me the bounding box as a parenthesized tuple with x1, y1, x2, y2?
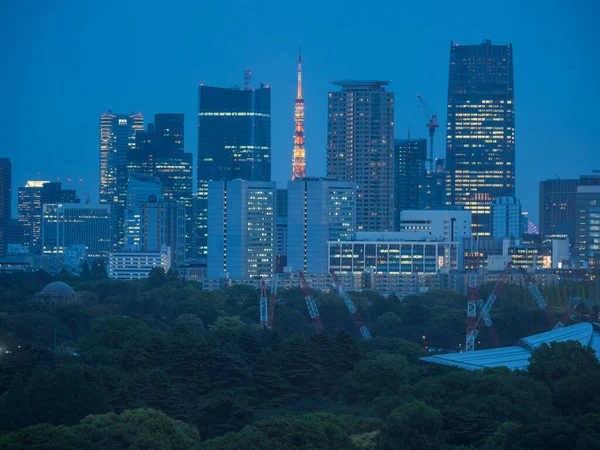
(40, 281, 75, 295)
(421, 322, 600, 371)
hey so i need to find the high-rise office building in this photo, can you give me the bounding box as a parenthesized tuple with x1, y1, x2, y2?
(276, 188, 288, 272)
(207, 180, 276, 279)
(327, 81, 394, 232)
(425, 158, 447, 210)
(539, 179, 578, 244)
(154, 113, 185, 155)
(0, 158, 10, 257)
(124, 173, 186, 267)
(197, 83, 271, 260)
(575, 174, 600, 267)
(18, 181, 80, 253)
(491, 196, 523, 239)
(42, 204, 111, 258)
(446, 40, 515, 236)
(127, 114, 193, 258)
(99, 110, 144, 250)
(287, 179, 357, 274)
(394, 138, 426, 229)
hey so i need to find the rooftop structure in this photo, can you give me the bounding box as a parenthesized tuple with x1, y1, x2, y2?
(35, 281, 83, 305)
(421, 322, 600, 371)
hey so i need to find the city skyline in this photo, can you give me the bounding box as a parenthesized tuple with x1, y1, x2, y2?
(1, 2, 598, 226)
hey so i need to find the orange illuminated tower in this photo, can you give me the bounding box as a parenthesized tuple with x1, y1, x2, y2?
(292, 44, 306, 180)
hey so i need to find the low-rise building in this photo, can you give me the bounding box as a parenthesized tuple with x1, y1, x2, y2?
(108, 249, 171, 280)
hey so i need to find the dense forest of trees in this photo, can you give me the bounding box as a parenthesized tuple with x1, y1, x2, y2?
(0, 269, 599, 449)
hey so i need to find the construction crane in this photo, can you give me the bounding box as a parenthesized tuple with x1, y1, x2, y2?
(259, 280, 268, 328)
(554, 298, 584, 330)
(79, 178, 91, 204)
(297, 271, 323, 333)
(465, 274, 479, 352)
(465, 274, 499, 351)
(517, 267, 556, 327)
(267, 276, 278, 329)
(330, 270, 372, 340)
(467, 261, 513, 351)
(417, 94, 439, 173)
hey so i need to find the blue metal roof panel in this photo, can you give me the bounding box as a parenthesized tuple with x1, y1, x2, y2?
(519, 322, 593, 349)
(420, 346, 532, 371)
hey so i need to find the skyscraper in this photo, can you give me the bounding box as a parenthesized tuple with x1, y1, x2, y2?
(197, 83, 271, 260)
(124, 173, 186, 267)
(327, 81, 394, 232)
(446, 40, 515, 236)
(18, 181, 80, 253)
(292, 45, 306, 180)
(394, 138, 426, 229)
(275, 188, 288, 272)
(539, 179, 578, 244)
(0, 158, 11, 257)
(127, 114, 193, 258)
(425, 158, 447, 210)
(207, 180, 276, 279)
(287, 179, 357, 274)
(99, 110, 144, 250)
(42, 204, 111, 258)
(575, 174, 600, 267)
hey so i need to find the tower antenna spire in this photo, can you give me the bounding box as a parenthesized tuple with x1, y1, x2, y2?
(292, 42, 306, 180)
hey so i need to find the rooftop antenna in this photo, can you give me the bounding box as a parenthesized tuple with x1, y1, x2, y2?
(244, 70, 252, 90)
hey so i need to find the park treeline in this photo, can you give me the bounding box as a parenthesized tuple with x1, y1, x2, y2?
(0, 269, 599, 449)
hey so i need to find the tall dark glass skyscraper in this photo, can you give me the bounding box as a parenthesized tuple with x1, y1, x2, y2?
(539, 179, 578, 244)
(446, 40, 515, 236)
(394, 138, 426, 230)
(0, 158, 11, 257)
(196, 84, 271, 260)
(127, 113, 192, 260)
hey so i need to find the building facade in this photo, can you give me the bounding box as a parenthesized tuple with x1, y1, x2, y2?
(18, 181, 80, 253)
(124, 173, 185, 267)
(108, 250, 171, 280)
(276, 188, 288, 272)
(539, 179, 578, 244)
(394, 138, 426, 229)
(425, 158, 447, 210)
(287, 179, 357, 274)
(127, 114, 193, 258)
(99, 111, 144, 250)
(41, 203, 111, 258)
(399, 210, 472, 242)
(207, 180, 276, 279)
(326, 81, 394, 232)
(328, 240, 459, 274)
(491, 196, 523, 239)
(197, 84, 271, 260)
(0, 158, 10, 257)
(575, 174, 600, 267)
(446, 40, 515, 236)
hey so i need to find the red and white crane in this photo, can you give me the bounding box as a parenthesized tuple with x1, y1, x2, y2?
(259, 280, 268, 329)
(330, 270, 372, 340)
(467, 261, 513, 351)
(297, 271, 323, 333)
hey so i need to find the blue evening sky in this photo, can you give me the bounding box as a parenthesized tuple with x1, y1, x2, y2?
(1, 0, 598, 224)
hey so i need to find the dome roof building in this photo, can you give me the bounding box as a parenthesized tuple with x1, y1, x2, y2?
(35, 281, 82, 306)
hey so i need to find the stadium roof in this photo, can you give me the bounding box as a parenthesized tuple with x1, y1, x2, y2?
(420, 322, 600, 371)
